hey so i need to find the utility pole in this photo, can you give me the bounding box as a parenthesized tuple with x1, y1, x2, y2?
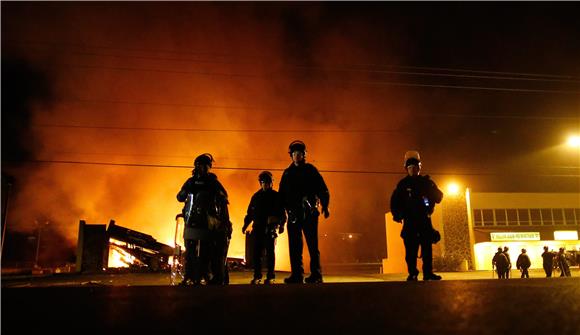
(34, 220, 49, 269)
(1, 176, 13, 260)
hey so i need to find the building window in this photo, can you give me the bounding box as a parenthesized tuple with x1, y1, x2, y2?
(563, 208, 575, 225)
(495, 209, 507, 226)
(473, 207, 579, 227)
(517, 209, 530, 226)
(552, 209, 564, 225)
(473, 209, 483, 227)
(541, 209, 553, 225)
(482, 209, 494, 226)
(506, 209, 518, 226)
(530, 209, 542, 225)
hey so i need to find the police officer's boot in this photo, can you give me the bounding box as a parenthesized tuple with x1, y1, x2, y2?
(423, 273, 442, 281)
(305, 274, 323, 284)
(283, 275, 304, 284)
(250, 276, 262, 284)
(406, 274, 418, 281)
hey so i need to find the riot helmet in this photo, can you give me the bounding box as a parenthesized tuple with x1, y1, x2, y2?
(258, 171, 273, 184)
(288, 140, 307, 157)
(194, 153, 214, 168)
(404, 150, 421, 168)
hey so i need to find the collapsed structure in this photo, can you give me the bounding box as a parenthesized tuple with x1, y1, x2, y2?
(76, 220, 173, 273)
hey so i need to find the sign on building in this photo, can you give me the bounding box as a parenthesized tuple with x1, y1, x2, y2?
(490, 232, 540, 241)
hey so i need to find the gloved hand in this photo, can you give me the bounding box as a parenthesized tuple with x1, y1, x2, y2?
(278, 225, 285, 234)
(322, 207, 330, 219)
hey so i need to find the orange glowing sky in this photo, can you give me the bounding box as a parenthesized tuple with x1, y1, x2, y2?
(2, 3, 579, 265)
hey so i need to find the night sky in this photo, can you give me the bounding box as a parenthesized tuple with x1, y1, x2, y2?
(2, 2, 579, 264)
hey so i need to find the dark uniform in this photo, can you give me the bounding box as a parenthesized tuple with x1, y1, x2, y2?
(516, 250, 531, 278)
(390, 173, 443, 280)
(243, 187, 286, 283)
(503, 247, 512, 279)
(279, 158, 329, 283)
(492, 248, 509, 279)
(541, 247, 554, 277)
(177, 156, 231, 285)
(556, 248, 571, 277)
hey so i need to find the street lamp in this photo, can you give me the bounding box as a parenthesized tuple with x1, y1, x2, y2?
(566, 135, 580, 148)
(446, 182, 461, 196)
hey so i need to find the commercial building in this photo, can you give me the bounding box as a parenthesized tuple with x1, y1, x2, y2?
(383, 191, 580, 273)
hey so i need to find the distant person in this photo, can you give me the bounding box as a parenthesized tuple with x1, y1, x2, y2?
(242, 171, 286, 284)
(516, 248, 531, 278)
(556, 247, 571, 277)
(541, 246, 554, 277)
(492, 247, 509, 279)
(177, 153, 232, 285)
(390, 151, 443, 281)
(279, 140, 330, 284)
(491, 247, 508, 279)
(503, 246, 512, 279)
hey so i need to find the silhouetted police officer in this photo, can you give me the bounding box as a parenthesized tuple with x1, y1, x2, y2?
(390, 151, 443, 281)
(177, 153, 232, 285)
(242, 171, 287, 284)
(492, 247, 509, 279)
(516, 248, 531, 278)
(556, 247, 571, 277)
(279, 140, 330, 284)
(541, 246, 554, 277)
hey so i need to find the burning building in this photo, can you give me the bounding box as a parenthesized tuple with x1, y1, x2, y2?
(76, 219, 173, 273)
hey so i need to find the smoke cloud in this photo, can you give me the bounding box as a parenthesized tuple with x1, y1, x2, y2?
(2, 3, 578, 266)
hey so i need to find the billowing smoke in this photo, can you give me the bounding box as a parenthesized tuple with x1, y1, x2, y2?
(4, 3, 577, 268)
(2, 3, 413, 266)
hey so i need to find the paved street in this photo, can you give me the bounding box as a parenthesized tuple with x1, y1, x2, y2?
(2, 269, 579, 334)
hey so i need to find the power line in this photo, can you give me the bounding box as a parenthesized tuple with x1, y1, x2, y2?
(11, 40, 580, 81)
(49, 98, 580, 121)
(32, 124, 405, 134)
(32, 109, 579, 133)
(52, 63, 579, 94)
(58, 98, 268, 110)
(29, 150, 580, 169)
(7, 40, 257, 59)
(11, 40, 579, 93)
(32, 50, 580, 84)
(47, 151, 297, 163)
(9, 159, 580, 178)
(46, 98, 580, 122)
(364, 64, 580, 81)
(349, 79, 580, 94)
(292, 65, 580, 84)
(428, 113, 579, 121)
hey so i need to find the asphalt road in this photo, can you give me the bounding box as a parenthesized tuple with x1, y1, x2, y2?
(2, 272, 579, 335)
